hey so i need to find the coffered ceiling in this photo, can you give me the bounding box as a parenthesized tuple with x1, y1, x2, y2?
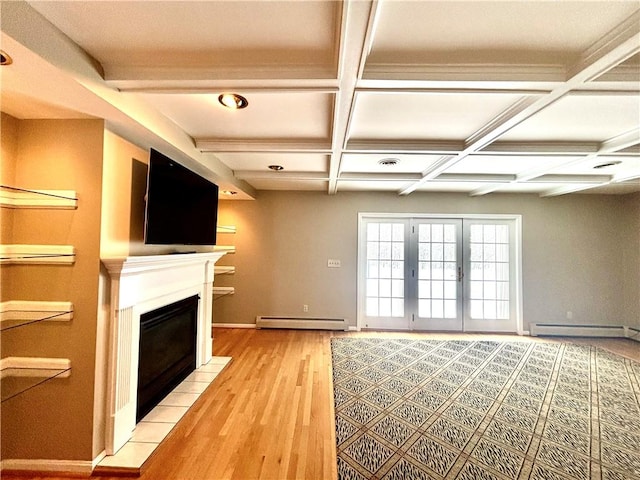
(1, 1, 639, 199)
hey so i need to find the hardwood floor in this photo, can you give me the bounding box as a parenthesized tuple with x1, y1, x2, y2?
(3, 329, 639, 480)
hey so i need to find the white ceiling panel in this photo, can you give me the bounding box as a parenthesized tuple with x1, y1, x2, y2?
(29, 1, 339, 71)
(214, 153, 328, 173)
(500, 94, 640, 142)
(549, 156, 640, 177)
(349, 92, 527, 141)
(246, 179, 327, 192)
(139, 92, 333, 140)
(341, 154, 442, 173)
(369, 1, 639, 65)
(337, 180, 413, 192)
(416, 182, 486, 194)
(445, 155, 584, 175)
(495, 182, 594, 194)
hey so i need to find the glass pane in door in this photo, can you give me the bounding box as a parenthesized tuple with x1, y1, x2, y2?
(365, 222, 405, 318)
(469, 224, 510, 320)
(417, 223, 458, 319)
(413, 220, 463, 331)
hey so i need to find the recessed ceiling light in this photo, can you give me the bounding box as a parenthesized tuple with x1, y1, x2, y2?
(222, 190, 237, 195)
(268, 165, 284, 171)
(0, 51, 13, 66)
(378, 158, 400, 166)
(593, 160, 622, 169)
(218, 93, 248, 110)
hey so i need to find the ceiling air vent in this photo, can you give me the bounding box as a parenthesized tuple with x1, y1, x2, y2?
(593, 160, 622, 169)
(378, 158, 400, 166)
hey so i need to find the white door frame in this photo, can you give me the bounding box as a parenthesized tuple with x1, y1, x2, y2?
(357, 212, 524, 334)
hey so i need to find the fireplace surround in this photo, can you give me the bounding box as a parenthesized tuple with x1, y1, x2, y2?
(101, 251, 226, 455)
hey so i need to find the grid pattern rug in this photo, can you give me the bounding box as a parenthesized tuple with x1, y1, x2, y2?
(331, 338, 640, 480)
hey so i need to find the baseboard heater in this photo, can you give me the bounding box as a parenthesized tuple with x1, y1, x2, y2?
(531, 323, 640, 342)
(256, 316, 348, 331)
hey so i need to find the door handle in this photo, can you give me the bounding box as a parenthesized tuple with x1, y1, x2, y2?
(457, 267, 464, 282)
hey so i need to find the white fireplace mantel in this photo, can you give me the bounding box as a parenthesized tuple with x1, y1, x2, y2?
(102, 251, 226, 455)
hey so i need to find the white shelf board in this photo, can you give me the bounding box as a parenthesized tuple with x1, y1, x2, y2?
(0, 245, 76, 265)
(216, 225, 236, 234)
(214, 266, 235, 275)
(212, 286, 235, 298)
(0, 186, 77, 209)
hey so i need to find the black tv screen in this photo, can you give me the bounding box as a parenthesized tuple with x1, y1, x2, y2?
(144, 148, 218, 245)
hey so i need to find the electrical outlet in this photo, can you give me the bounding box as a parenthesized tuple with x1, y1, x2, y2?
(303, 304, 309, 312)
(328, 259, 341, 268)
(567, 311, 573, 319)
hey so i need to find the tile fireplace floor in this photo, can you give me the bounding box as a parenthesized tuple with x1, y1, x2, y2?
(95, 356, 232, 474)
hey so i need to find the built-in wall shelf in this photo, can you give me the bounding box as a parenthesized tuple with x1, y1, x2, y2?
(0, 185, 78, 209)
(214, 225, 235, 300)
(0, 301, 74, 331)
(0, 245, 76, 265)
(214, 266, 235, 275)
(213, 286, 235, 298)
(1, 357, 71, 403)
(213, 245, 235, 254)
(216, 225, 236, 234)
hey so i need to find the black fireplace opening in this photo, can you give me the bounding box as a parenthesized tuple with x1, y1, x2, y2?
(137, 295, 199, 422)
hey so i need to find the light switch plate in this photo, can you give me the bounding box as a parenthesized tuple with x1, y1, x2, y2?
(327, 259, 341, 268)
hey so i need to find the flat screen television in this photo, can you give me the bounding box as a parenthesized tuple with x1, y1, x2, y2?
(144, 148, 219, 245)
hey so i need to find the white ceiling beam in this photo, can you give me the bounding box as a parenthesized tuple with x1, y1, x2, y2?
(327, 0, 377, 195)
(539, 183, 605, 197)
(106, 66, 338, 90)
(399, 10, 640, 197)
(596, 64, 640, 82)
(117, 84, 340, 94)
(599, 127, 640, 154)
(234, 171, 328, 181)
(516, 129, 640, 185)
(539, 170, 640, 196)
(356, 86, 552, 95)
(196, 140, 332, 154)
(339, 172, 421, 181)
(613, 172, 640, 183)
(482, 141, 599, 155)
(532, 174, 612, 184)
(470, 183, 509, 197)
(346, 140, 463, 153)
(470, 127, 639, 197)
(363, 64, 566, 83)
(565, 11, 640, 83)
(435, 173, 515, 183)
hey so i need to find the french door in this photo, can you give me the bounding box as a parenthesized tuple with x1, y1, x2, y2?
(359, 215, 520, 333)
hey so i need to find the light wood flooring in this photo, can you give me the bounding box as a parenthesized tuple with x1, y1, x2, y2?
(3, 328, 639, 480)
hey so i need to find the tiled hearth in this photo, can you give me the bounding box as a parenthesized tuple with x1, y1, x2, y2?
(95, 356, 231, 475)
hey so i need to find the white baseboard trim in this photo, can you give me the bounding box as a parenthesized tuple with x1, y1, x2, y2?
(348, 326, 359, 331)
(1, 458, 93, 475)
(530, 323, 627, 338)
(213, 323, 256, 328)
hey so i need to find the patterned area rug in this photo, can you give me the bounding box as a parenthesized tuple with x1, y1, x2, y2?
(331, 338, 640, 480)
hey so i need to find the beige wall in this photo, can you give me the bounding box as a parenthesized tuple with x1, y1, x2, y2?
(213, 191, 640, 331)
(1, 117, 104, 461)
(1, 113, 18, 284)
(621, 192, 640, 328)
